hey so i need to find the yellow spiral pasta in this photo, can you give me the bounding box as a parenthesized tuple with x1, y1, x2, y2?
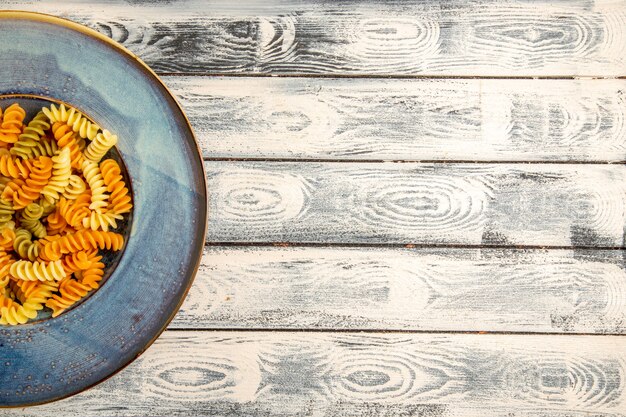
(0, 294, 34, 325)
(0, 251, 15, 289)
(0, 102, 132, 325)
(43, 103, 100, 141)
(62, 174, 86, 200)
(22, 135, 59, 159)
(39, 198, 57, 217)
(10, 260, 66, 282)
(81, 160, 108, 212)
(84, 129, 118, 163)
(82, 210, 121, 232)
(40, 147, 71, 203)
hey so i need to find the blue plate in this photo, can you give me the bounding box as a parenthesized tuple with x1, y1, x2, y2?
(0, 12, 207, 406)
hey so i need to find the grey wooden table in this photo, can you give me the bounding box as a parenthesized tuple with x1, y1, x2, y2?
(3, 1, 626, 416)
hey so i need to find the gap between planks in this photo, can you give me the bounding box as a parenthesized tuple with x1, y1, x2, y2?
(205, 242, 626, 250)
(163, 328, 626, 337)
(203, 157, 626, 164)
(160, 73, 626, 80)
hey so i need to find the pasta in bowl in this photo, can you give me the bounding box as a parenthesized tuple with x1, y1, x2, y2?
(0, 12, 207, 406)
(0, 101, 133, 324)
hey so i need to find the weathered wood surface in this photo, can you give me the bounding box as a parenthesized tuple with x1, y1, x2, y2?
(6, 0, 626, 76)
(172, 247, 626, 333)
(4, 2, 626, 415)
(206, 162, 626, 246)
(168, 77, 626, 161)
(8, 332, 626, 417)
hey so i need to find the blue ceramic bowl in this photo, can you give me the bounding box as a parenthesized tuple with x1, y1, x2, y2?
(0, 12, 207, 406)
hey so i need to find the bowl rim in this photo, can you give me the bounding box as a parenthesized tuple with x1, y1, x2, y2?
(0, 10, 208, 407)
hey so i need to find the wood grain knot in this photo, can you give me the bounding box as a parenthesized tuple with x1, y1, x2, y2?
(331, 347, 453, 402)
(353, 174, 492, 237)
(487, 354, 624, 407)
(467, 8, 611, 69)
(348, 18, 440, 72)
(212, 169, 311, 225)
(142, 344, 262, 401)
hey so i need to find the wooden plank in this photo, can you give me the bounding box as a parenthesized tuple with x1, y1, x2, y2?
(168, 77, 626, 161)
(5, 0, 626, 76)
(206, 162, 626, 246)
(172, 247, 626, 333)
(8, 332, 626, 416)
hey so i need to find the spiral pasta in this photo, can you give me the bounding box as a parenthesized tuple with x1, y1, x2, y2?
(100, 159, 132, 215)
(82, 160, 108, 212)
(46, 208, 69, 236)
(51, 122, 84, 169)
(0, 199, 14, 227)
(0, 154, 32, 178)
(11, 156, 53, 210)
(40, 230, 124, 261)
(11, 111, 51, 159)
(84, 129, 118, 163)
(0, 103, 26, 146)
(40, 147, 71, 203)
(20, 203, 47, 238)
(62, 174, 86, 200)
(58, 194, 91, 228)
(0, 102, 132, 325)
(45, 277, 91, 318)
(43, 103, 100, 140)
(13, 229, 39, 261)
(0, 294, 34, 325)
(61, 250, 93, 274)
(10, 260, 66, 282)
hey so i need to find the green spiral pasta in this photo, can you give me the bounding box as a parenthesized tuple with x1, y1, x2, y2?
(24, 135, 59, 159)
(10, 111, 50, 160)
(39, 198, 57, 217)
(13, 229, 39, 261)
(0, 198, 14, 227)
(20, 203, 46, 238)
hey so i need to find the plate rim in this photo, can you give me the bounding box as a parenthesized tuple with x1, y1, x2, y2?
(0, 10, 208, 407)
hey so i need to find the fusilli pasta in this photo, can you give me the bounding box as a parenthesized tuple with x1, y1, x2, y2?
(0, 102, 132, 325)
